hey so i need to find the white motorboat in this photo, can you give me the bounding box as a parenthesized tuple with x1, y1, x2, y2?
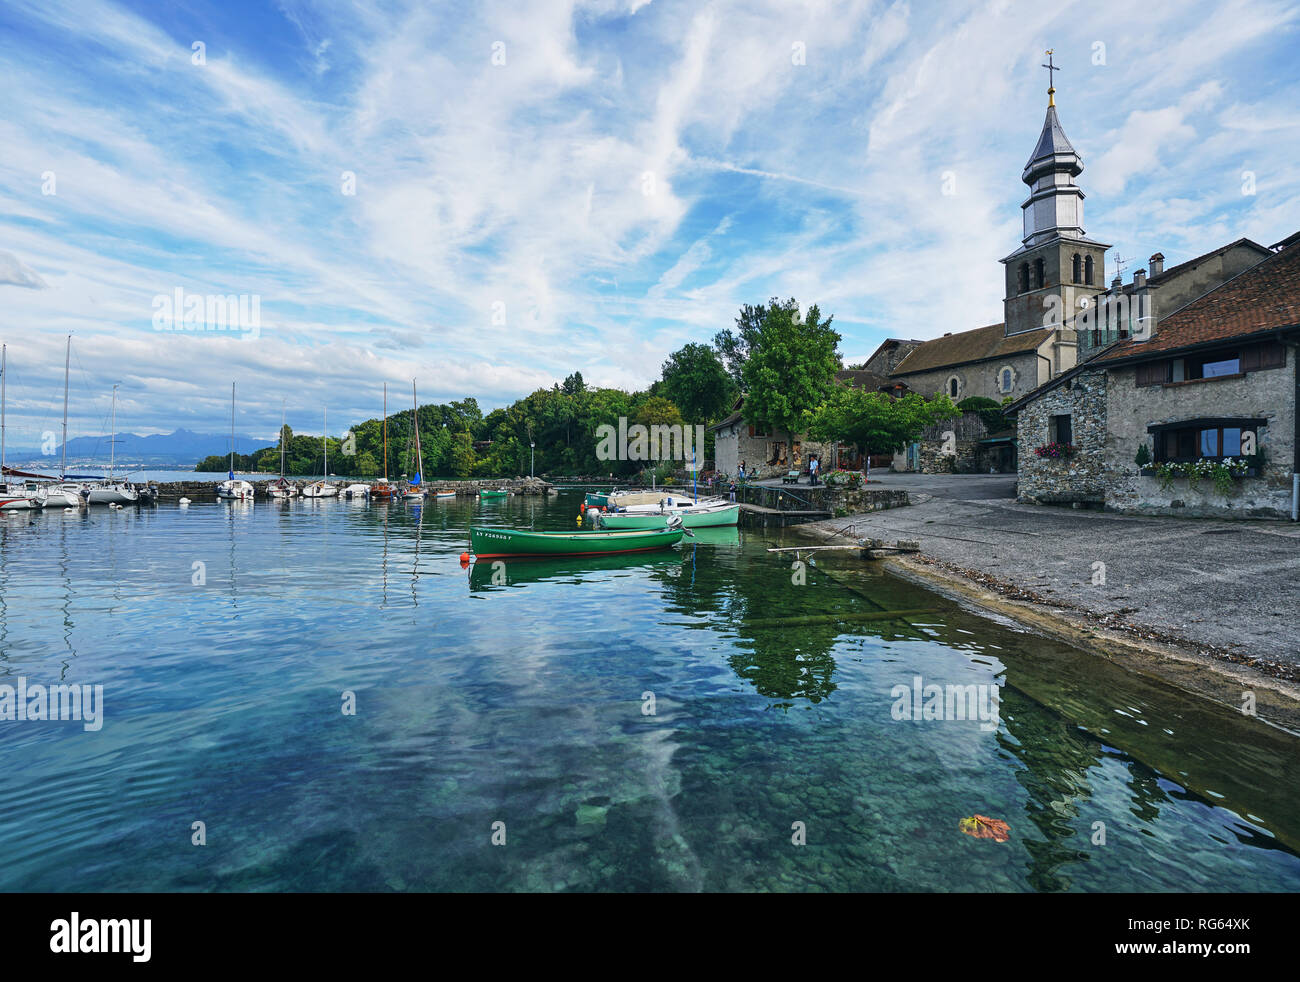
(217, 479, 255, 500)
(341, 484, 370, 499)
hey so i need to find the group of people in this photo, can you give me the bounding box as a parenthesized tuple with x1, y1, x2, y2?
(728, 455, 823, 487)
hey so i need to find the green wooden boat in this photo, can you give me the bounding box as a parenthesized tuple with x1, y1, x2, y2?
(584, 491, 611, 508)
(599, 502, 739, 529)
(479, 489, 509, 498)
(469, 525, 683, 559)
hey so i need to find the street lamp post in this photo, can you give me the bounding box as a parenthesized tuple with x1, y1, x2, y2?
(530, 442, 535, 478)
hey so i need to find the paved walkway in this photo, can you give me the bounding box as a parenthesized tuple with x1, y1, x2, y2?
(800, 473, 1300, 670)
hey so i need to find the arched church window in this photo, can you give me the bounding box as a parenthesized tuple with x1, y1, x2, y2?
(1072, 254, 1082, 282)
(949, 377, 959, 398)
(1002, 368, 1013, 392)
(1034, 258, 1045, 289)
(1084, 255, 1095, 285)
(1018, 263, 1029, 293)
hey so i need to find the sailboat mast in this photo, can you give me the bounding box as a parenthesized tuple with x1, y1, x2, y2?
(280, 400, 286, 479)
(62, 335, 70, 480)
(229, 382, 235, 477)
(1, 344, 6, 478)
(323, 408, 328, 477)
(382, 383, 388, 481)
(411, 379, 422, 480)
(109, 384, 118, 481)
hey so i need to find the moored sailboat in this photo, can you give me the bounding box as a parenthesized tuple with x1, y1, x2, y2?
(217, 382, 254, 500)
(302, 408, 339, 498)
(266, 401, 296, 498)
(86, 384, 139, 505)
(0, 345, 45, 510)
(402, 380, 425, 501)
(40, 336, 85, 508)
(371, 383, 395, 501)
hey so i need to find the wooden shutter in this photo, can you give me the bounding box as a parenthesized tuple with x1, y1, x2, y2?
(1240, 345, 1261, 372)
(1260, 340, 1286, 369)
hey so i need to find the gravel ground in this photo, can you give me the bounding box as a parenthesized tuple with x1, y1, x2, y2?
(798, 473, 1300, 673)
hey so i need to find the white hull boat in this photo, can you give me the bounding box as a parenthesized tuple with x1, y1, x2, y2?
(43, 483, 86, 508)
(217, 479, 256, 500)
(342, 484, 370, 499)
(87, 482, 139, 505)
(302, 481, 338, 498)
(0, 482, 44, 511)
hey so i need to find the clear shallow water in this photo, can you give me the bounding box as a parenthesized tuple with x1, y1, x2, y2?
(2, 492, 1299, 892)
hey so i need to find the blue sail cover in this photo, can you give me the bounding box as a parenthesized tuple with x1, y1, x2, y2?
(410, 472, 422, 485)
(228, 468, 234, 479)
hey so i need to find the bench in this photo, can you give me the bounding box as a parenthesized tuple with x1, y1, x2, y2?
(781, 470, 800, 484)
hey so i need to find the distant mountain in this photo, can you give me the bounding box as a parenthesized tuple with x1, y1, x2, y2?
(50, 429, 264, 463)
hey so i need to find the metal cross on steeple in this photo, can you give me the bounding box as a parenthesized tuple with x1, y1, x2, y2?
(1042, 49, 1059, 106)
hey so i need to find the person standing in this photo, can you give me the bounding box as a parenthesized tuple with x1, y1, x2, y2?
(809, 455, 819, 485)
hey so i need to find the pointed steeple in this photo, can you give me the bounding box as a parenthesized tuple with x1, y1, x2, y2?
(1019, 96, 1086, 247)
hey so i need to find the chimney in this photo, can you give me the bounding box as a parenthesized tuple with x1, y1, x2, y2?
(1134, 268, 1147, 289)
(1149, 252, 1164, 277)
(943, 332, 952, 337)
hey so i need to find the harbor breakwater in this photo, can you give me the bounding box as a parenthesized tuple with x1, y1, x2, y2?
(149, 477, 555, 500)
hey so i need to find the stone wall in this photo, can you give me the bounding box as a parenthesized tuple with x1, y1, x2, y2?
(1015, 369, 1108, 503)
(895, 350, 1045, 404)
(1102, 348, 1295, 519)
(1016, 346, 1297, 518)
(151, 476, 554, 500)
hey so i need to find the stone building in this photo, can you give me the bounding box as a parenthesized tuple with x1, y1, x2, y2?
(1009, 233, 1300, 518)
(709, 369, 895, 479)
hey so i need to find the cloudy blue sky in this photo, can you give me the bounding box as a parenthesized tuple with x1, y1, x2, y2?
(1, 0, 1297, 448)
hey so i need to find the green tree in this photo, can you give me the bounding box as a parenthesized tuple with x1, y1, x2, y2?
(449, 431, 476, 478)
(809, 389, 959, 465)
(713, 301, 768, 387)
(739, 298, 840, 459)
(661, 342, 735, 424)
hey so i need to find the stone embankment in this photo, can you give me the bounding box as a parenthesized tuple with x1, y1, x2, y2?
(150, 476, 554, 500)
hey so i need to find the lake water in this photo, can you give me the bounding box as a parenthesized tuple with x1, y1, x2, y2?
(2, 491, 1299, 892)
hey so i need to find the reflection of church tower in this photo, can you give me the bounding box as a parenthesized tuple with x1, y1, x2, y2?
(1001, 53, 1109, 346)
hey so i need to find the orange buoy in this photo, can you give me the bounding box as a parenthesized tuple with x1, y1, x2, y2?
(459, 552, 471, 565)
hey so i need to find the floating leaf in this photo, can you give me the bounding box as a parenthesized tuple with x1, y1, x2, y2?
(959, 814, 1011, 842)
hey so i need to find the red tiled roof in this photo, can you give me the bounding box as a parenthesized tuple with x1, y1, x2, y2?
(1097, 233, 1300, 361)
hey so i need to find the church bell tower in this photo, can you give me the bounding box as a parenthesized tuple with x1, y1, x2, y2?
(1001, 52, 1109, 339)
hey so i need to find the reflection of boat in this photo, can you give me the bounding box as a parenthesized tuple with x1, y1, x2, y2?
(680, 525, 740, 547)
(479, 489, 508, 499)
(600, 502, 739, 529)
(469, 525, 683, 559)
(467, 549, 683, 588)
